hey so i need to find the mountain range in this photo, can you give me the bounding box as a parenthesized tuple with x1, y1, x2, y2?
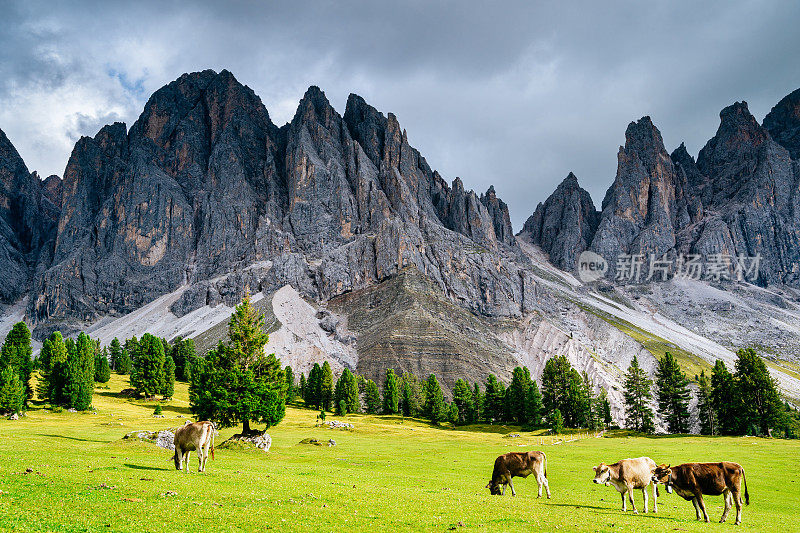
(2, 70, 800, 421)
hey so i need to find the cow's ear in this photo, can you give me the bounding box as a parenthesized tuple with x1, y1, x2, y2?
(485, 482, 491, 488)
(592, 466, 597, 472)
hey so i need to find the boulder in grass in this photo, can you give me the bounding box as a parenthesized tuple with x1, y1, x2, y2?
(220, 432, 272, 452)
(123, 428, 177, 450)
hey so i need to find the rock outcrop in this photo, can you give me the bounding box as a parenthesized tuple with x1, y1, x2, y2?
(517, 173, 599, 270)
(764, 87, 800, 160)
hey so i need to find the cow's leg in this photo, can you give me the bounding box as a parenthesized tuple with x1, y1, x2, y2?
(184, 451, 191, 473)
(176, 448, 183, 471)
(501, 483, 506, 496)
(627, 485, 637, 514)
(720, 489, 732, 523)
(508, 478, 516, 497)
(651, 482, 658, 513)
(695, 493, 709, 522)
(198, 448, 203, 472)
(641, 487, 648, 514)
(732, 487, 743, 525)
(692, 497, 701, 520)
(621, 491, 627, 512)
(539, 473, 551, 499)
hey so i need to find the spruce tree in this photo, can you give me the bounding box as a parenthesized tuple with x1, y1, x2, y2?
(400, 372, 422, 417)
(108, 337, 123, 372)
(735, 348, 783, 435)
(526, 380, 543, 427)
(95, 349, 111, 383)
(382, 368, 400, 414)
(190, 294, 285, 434)
(65, 333, 95, 411)
(170, 337, 196, 381)
(306, 363, 322, 408)
(284, 365, 296, 402)
(38, 332, 69, 404)
(711, 360, 739, 435)
(452, 379, 475, 424)
(696, 370, 717, 435)
(507, 367, 532, 424)
(342, 369, 360, 414)
(320, 361, 334, 412)
(0, 365, 25, 414)
(472, 382, 484, 422)
(550, 408, 564, 434)
(422, 374, 446, 424)
(131, 334, 165, 398)
(1, 322, 34, 401)
(299, 373, 306, 401)
(364, 379, 381, 414)
(655, 352, 691, 433)
(162, 355, 175, 398)
(483, 375, 506, 422)
(599, 390, 612, 429)
(623, 355, 654, 433)
(541, 356, 584, 427)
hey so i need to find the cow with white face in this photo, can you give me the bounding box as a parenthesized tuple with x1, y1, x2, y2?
(592, 457, 659, 514)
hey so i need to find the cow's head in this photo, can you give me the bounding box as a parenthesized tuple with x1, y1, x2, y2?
(652, 464, 672, 493)
(485, 480, 503, 495)
(172, 452, 181, 470)
(592, 462, 610, 484)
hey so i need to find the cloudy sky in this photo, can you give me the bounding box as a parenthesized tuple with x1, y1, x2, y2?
(2, 1, 799, 228)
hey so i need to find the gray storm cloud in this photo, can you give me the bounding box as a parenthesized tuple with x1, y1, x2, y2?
(1, 0, 799, 228)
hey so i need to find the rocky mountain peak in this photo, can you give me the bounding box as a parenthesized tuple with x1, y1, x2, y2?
(763, 87, 800, 160)
(518, 172, 599, 270)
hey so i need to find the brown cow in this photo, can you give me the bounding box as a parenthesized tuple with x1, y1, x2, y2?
(652, 463, 749, 525)
(486, 451, 550, 497)
(172, 421, 216, 473)
(592, 457, 658, 513)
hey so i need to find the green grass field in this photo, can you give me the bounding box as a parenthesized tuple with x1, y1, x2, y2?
(1, 375, 798, 532)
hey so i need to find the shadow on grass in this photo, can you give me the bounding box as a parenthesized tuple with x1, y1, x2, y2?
(124, 463, 170, 472)
(38, 433, 107, 443)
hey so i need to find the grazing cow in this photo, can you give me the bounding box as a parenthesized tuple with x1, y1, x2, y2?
(486, 451, 550, 497)
(172, 421, 216, 473)
(592, 457, 658, 514)
(652, 463, 749, 525)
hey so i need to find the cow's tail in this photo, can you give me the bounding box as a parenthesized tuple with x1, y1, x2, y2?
(210, 423, 215, 460)
(742, 466, 749, 505)
(544, 452, 548, 479)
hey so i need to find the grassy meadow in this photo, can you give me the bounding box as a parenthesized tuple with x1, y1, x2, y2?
(1, 375, 798, 532)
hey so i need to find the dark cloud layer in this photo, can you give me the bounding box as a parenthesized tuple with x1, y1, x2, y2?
(1, 0, 799, 227)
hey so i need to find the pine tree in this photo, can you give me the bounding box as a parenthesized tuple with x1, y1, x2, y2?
(162, 355, 175, 398)
(1, 322, 34, 401)
(334, 371, 347, 414)
(599, 390, 612, 429)
(95, 349, 111, 383)
(550, 408, 564, 434)
(655, 352, 691, 433)
(131, 334, 165, 398)
(364, 379, 381, 414)
(526, 380, 543, 427)
(422, 374, 446, 424)
(65, 333, 95, 411)
(582, 372, 601, 430)
(342, 369, 359, 414)
(382, 368, 400, 414)
(124, 337, 139, 370)
(541, 356, 584, 427)
(400, 372, 422, 417)
(113, 338, 132, 375)
(447, 402, 459, 424)
(711, 360, 740, 435)
(472, 382, 484, 422)
(306, 363, 322, 408)
(109, 338, 123, 372)
(696, 370, 716, 435)
(623, 355, 654, 433)
(170, 337, 196, 381)
(38, 332, 69, 404)
(507, 367, 532, 424)
(452, 379, 475, 424)
(284, 365, 296, 402)
(320, 361, 334, 412)
(189, 294, 285, 434)
(735, 348, 783, 435)
(299, 373, 307, 401)
(0, 365, 25, 414)
(483, 375, 506, 422)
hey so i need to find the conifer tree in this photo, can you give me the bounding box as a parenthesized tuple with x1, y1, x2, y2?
(598, 390, 612, 429)
(422, 374, 446, 424)
(305, 363, 322, 408)
(170, 337, 196, 381)
(507, 367, 532, 424)
(284, 365, 296, 402)
(735, 348, 783, 435)
(452, 378, 475, 424)
(190, 294, 285, 434)
(655, 352, 691, 433)
(1, 322, 34, 401)
(162, 355, 175, 398)
(623, 355, 654, 433)
(38, 331, 69, 404)
(711, 360, 739, 435)
(400, 372, 422, 417)
(483, 374, 506, 422)
(541, 355, 584, 427)
(550, 408, 564, 434)
(95, 348, 111, 383)
(299, 373, 307, 402)
(109, 338, 123, 372)
(526, 380, 543, 427)
(320, 361, 334, 411)
(696, 370, 716, 435)
(131, 333, 165, 398)
(65, 333, 95, 410)
(364, 379, 381, 414)
(382, 368, 400, 414)
(472, 382, 484, 422)
(0, 365, 25, 414)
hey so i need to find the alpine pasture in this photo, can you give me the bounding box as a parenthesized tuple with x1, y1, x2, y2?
(1, 375, 798, 532)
